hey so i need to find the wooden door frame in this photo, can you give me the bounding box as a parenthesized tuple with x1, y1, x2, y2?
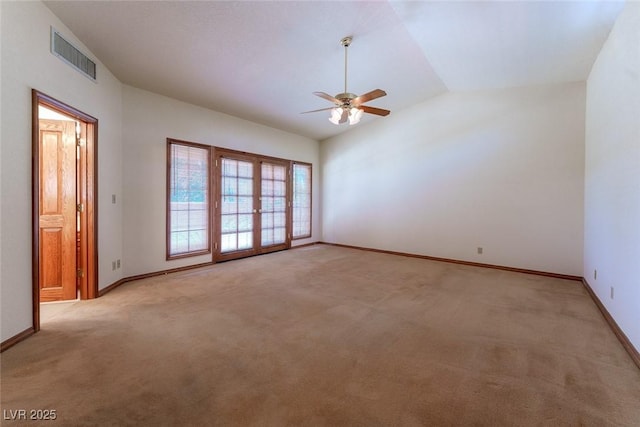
(32, 89, 98, 332)
(257, 157, 291, 256)
(214, 149, 261, 262)
(213, 147, 292, 262)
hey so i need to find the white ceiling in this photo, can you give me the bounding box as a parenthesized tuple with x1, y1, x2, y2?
(44, 1, 624, 141)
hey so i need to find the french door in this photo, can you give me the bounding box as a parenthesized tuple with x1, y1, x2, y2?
(215, 149, 290, 261)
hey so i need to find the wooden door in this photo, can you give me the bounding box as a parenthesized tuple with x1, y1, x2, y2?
(217, 153, 258, 261)
(215, 150, 291, 262)
(39, 119, 77, 302)
(259, 160, 290, 254)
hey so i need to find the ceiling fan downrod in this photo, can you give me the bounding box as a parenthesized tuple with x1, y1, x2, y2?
(335, 36, 356, 102)
(342, 36, 351, 96)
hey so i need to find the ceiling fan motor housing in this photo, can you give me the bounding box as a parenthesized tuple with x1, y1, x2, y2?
(335, 92, 357, 106)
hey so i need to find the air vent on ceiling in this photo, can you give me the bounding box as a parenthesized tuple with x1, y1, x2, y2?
(51, 28, 96, 81)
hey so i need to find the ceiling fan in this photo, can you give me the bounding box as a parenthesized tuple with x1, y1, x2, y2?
(302, 36, 390, 125)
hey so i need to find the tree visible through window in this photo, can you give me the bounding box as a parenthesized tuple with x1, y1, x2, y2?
(167, 140, 210, 258)
(292, 163, 312, 239)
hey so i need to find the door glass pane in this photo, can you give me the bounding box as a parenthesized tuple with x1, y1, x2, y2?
(238, 196, 253, 213)
(238, 214, 253, 232)
(274, 227, 286, 243)
(220, 158, 254, 253)
(238, 232, 252, 249)
(221, 215, 237, 233)
(238, 162, 252, 178)
(261, 162, 287, 247)
(221, 195, 237, 214)
(221, 234, 236, 252)
(238, 178, 253, 195)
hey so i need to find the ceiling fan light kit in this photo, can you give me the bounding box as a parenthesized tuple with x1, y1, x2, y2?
(302, 35, 390, 126)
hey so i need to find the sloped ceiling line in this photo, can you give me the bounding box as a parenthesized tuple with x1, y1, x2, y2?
(44, 0, 624, 141)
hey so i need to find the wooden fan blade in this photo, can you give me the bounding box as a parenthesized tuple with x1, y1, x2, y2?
(353, 89, 386, 106)
(361, 105, 391, 117)
(313, 91, 341, 104)
(300, 107, 335, 114)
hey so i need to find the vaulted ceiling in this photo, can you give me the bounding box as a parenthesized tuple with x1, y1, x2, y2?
(44, 1, 624, 141)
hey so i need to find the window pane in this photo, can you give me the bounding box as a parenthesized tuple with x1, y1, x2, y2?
(171, 231, 189, 254)
(173, 210, 189, 232)
(188, 230, 207, 251)
(168, 141, 210, 257)
(292, 163, 311, 238)
(189, 209, 207, 229)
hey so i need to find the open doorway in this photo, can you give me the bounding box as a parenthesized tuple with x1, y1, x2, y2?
(32, 90, 98, 330)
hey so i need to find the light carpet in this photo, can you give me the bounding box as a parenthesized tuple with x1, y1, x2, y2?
(2, 245, 639, 426)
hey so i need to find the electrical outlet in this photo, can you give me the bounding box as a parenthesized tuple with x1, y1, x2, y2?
(117, 259, 121, 269)
(610, 286, 614, 300)
(112, 261, 116, 271)
(594, 269, 597, 280)
(477, 247, 483, 255)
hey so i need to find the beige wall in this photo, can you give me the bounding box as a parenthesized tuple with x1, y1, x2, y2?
(121, 86, 320, 277)
(585, 2, 640, 350)
(321, 83, 586, 276)
(0, 1, 124, 341)
(0, 2, 319, 343)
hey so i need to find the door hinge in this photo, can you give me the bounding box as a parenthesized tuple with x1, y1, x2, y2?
(77, 203, 84, 212)
(214, 242, 218, 250)
(215, 201, 218, 209)
(77, 268, 84, 278)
